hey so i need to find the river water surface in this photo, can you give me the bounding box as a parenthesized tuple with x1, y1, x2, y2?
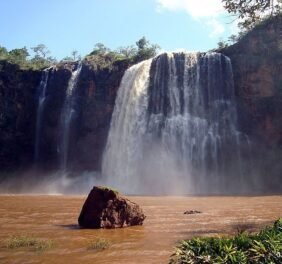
(0, 195, 281, 264)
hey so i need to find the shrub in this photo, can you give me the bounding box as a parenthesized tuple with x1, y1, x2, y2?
(170, 218, 282, 263)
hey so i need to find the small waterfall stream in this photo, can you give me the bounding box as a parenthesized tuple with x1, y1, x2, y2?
(34, 68, 50, 162)
(102, 52, 247, 194)
(59, 63, 82, 171)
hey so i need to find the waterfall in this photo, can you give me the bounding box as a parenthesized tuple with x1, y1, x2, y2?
(102, 59, 152, 191)
(102, 52, 247, 195)
(34, 68, 50, 162)
(59, 63, 82, 171)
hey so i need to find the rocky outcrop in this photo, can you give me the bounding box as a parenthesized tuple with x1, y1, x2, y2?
(78, 186, 145, 228)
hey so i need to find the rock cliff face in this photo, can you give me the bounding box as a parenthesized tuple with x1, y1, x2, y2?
(0, 61, 41, 172)
(222, 15, 282, 192)
(35, 64, 72, 169)
(0, 59, 130, 173)
(222, 15, 282, 146)
(74, 59, 130, 171)
(32, 60, 130, 171)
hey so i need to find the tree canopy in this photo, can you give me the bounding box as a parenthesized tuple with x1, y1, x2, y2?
(0, 44, 57, 70)
(134, 37, 160, 62)
(222, 0, 282, 29)
(88, 37, 160, 64)
(85, 37, 160, 69)
(0, 37, 160, 70)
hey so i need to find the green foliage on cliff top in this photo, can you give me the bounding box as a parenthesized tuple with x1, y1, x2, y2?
(170, 218, 282, 264)
(85, 37, 160, 70)
(222, 0, 281, 30)
(215, 13, 282, 51)
(0, 37, 159, 71)
(0, 44, 56, 70)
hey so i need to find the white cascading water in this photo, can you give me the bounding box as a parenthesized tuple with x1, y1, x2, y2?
(59, 63, 82, 171)
(103, 52, 246, 194)
(34, 68, 50, 162)
(102, 59, 152, 192)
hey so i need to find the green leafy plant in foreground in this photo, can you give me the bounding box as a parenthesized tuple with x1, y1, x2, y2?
(4, 235, 54, 252)
(170, 218, 282, 264)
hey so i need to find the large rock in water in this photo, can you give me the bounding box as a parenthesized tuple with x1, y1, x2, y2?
(78, 186, 146, 228)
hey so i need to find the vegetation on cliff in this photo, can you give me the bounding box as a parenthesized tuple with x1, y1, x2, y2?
(170, 218, 282, 264)
(85, 36, 160, 70)
(0, 44, 56, 70)
(222, 0, 281, 29)
(216, 1, 281, 49)
(0, 37, 159, 71)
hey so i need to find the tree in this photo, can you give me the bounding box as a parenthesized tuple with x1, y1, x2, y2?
(71, 50, 80, 61)
(89, 43, 110, 56)
(46, 56, 57, 65)
(31, 44, 50, 58)
(117, 45, 137, 58)
(217, 40, 229, 49)
(30, 44, 55, 69)
(85, 37, 161, 67)
(228, 34, 238, 43)
(134, 36, 160, 63)
(0, 46, 8, 60)
(8, 47, 29, 64)
(222, 0, 282, 29)
(136, 37, 148, 50)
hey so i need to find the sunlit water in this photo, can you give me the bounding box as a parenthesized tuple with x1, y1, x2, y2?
(103, 52, 251, 195)
(0, 195, 281, 264)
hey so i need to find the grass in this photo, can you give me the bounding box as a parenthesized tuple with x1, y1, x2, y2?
(4, 235, 54, 252)
(170, 218, 282, 264)
(87, 238, 111, 250)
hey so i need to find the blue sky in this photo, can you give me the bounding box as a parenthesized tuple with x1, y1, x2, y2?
(0, 0, 238, 60)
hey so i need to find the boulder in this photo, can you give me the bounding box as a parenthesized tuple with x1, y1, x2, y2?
(78, 186, 146, 228)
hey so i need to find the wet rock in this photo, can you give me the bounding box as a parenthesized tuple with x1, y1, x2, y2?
(78, 186, 146, 228)
(184, 210, 202, 215)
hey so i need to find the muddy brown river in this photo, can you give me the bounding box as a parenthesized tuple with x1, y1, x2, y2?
(0, 195, 281, 264)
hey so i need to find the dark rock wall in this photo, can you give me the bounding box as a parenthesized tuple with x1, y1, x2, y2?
(36, 64, 72, 169)
(74, 60, 130, 171)
(0, 59, 130, 174)
(36, 60, 130, 171)
(0, 61, 41, 172)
